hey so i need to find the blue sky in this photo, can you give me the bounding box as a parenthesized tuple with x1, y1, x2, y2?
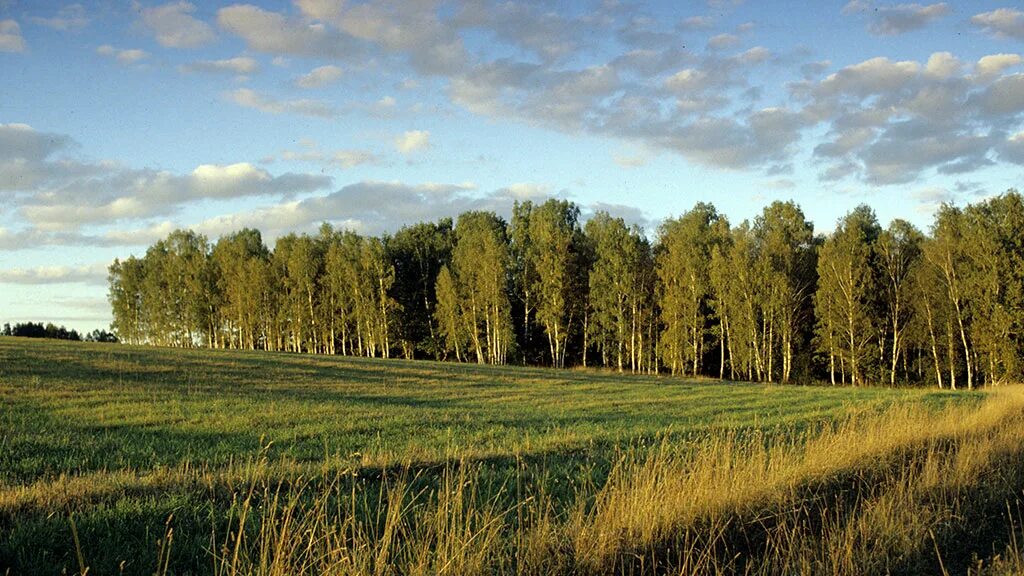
(1, 0, 1023, 332)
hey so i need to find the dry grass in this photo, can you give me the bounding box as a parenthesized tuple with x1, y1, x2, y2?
(198, 387, 1024, 575)
(4, 339, 1021, 574)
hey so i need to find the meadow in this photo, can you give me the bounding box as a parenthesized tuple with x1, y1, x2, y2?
(1, 337, 1022, 575)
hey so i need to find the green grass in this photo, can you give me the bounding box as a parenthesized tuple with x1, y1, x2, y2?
(0, 337, 978, 574)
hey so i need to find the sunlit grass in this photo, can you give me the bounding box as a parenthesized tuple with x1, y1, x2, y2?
(0, 337, 1006, 574)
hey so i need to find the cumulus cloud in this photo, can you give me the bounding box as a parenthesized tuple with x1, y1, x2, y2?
(660, 108, 811, 169)
(924, 52, 961, 78)
(912, 186, 955, 213)
(331, 0, 467, 73)
(1001, 131, 1024, 164)
(844, 2, 948, 35)
(20, 162, 332, 229)
(273, 140, 382, 169)
(707, 33, 740, 50)
(217, 4, 362, 60)
(976, 73, 1024, 117)
(96, 45, 148, 64)
(816, 57, 921, 98)
(805, 49, 1024, 185)
(139, 1, 216, 48)
(0, 263, 108, 285)
(801, 60, 831, 79)
(585, 202, 653, 231)
(0, 20, 26, 52)
(0, 123, 85, 191)
(971, 8, 1024, 40)
(125, 1, 1024, 183)
(858, 124, 993, 184)
(1, 124, 332, 231)
(0, 227, 111, 251)
(678, 16, 714, 30)
(975, 54, 1022, 80)
(494, 182, 552, 200)
(395, 130, 431, 154)
(29, 5, 90, 31)
(179, 56, 259, 75)
(460, 1, 578, 64)
(226, 88, 336, 118)
(193, 180, 488, 237)
(295, 65, 344, 89)
(189, 180, 627, 240)
(212, 2, 805, 172)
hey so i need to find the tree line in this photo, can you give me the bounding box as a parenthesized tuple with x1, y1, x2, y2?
(108, 191, 1024, 388)
(1, 322, 118, 343)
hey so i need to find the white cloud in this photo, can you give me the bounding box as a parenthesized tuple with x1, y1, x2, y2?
(805, 51, 1021, 184)
(912, 186, 954, 209)
(1, 124, 333, 230)
(217, 4, 361, 60)
(475, 2, 583, 63)
(395, 130, 431, 154)
(186, 180, 564, 238)
(585, 202, 653, 231)
(29, 5, 90, 31)
(975, 53, 1022, 79)
(19, 161, 332, 229)
(971, 8, 1024, 40)
(977, 73, 1024, 117)
(139, 1, 216, 48)
(999, 131, 1024, 164)
(275, 140, 382, 169)
(924, 52, 961, 78)
(96, 45, 148, 64)
(0, 123, 87, 191)
(179, 56, 259, 75)
(707, 33, 739, 50)
(226, 88, 336, 118)
(817, 57, 920, 98)
(331, 151, 380, 168)
(100, 221, 181, 247)
(678, 16, 713, 30)
(0, 263, 108, 285)
(496, 183, 551, 200)
(0, 20, 26, 53)
(845, 2, 949, 36)
(211, 3, 797, 172)
(665, 68, 708, 92)
(293, 0, 347, 24)
(10, 1, 1022, 203)
(295, 64, 344, 89)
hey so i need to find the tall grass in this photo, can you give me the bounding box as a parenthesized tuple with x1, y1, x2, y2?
(3, 339, 1018, 574)
(206, 387, 1024, 575)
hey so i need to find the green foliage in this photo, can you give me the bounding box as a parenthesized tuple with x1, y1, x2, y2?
(521, 199, 587, 368)
(105, 190, 1024, 386)
(657, 202, 722, 376)
(387, 219, 453, 359)
(584, 212, 655, 372)
(815, 205, 882, 386)
(2, 322, 82, 340)
(445, 211, 513, 365)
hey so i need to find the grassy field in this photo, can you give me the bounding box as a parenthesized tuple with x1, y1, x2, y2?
(1, 337, 1022, 575)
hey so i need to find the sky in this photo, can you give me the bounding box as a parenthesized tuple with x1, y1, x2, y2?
(1, 0, 1023, 332)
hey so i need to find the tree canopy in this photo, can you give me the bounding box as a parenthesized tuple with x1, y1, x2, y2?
(108, 190, 1024, 387)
